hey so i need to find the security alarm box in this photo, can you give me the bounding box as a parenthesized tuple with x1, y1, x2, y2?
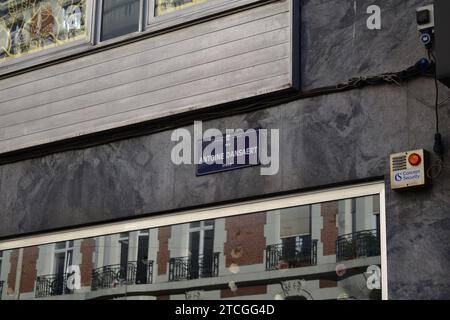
(390, 149, 428, 190)
(435, 0, 450, 87)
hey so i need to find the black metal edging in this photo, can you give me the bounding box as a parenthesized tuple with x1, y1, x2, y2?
(291, 0, 302, 91)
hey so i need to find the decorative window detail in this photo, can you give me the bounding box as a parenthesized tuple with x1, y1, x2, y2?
(155, 0, 208, 16)
(0, 0, 88, 62)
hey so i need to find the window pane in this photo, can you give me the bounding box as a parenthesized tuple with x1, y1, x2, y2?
(53, 252, 66, 275)
(204, 220, 214, 227)
(0, 0, 87, 63)
(280, 205, 311, 238)
(101, 0, 140, 41)
(373, 195, 380, 214)
(188, 231, 200, 257)
(119, 232, 129, 239)
(189, 221, 200, 228)
(155, 0, 209, 17)
(55, 241, 66, 250)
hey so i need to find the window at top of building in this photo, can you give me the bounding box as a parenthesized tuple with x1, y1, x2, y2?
(0, 0, 87, 62)
(155, 0, 209, 17)
(101, 0, 141, 41)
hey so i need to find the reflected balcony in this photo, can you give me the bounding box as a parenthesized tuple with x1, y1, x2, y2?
(35, 273, 74, 298)
(91, 260, 154, 291)
(336, 229, 380, 262)
(266, 235, 318, 270)
(169, 253, 220, 281)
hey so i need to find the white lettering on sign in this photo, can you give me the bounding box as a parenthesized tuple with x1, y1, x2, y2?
(394, 169, 422, 182)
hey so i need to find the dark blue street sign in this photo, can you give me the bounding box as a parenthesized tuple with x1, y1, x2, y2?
(196, 129, 260, 176)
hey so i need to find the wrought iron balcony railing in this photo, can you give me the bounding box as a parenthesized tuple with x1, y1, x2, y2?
(336, 229, 380, 262)
(91, 260, 154, 291)
(35, 273, 74, 298)
(266, 235, 318, 271)
(169, 253, 220, 281)
(0, 281, 4, 300)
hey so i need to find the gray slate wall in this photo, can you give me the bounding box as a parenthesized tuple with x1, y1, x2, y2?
(0, 0, 449, 299)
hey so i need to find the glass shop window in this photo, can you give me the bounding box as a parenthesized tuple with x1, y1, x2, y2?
(155, 0, 209, 16)
(0, 191, 384, 300)
(101, 0, 141, 41)
(0, 0, 87, 62)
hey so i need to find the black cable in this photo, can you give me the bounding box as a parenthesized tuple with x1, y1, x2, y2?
(428, 50, 440, 135)
(424, 49, 445, 179)
(427, 49, 444, 157)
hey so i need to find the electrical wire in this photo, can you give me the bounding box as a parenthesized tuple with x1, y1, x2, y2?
(428, 50, 440, 135)
(425, 49, 445, 179)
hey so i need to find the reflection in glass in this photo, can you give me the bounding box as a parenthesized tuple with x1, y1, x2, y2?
(0, 195, 382, 300)
(0, 0, 87, 62)
(155, 0, 208, 16)
(136, 230, 149, 284)
(101, 0, 140, 41)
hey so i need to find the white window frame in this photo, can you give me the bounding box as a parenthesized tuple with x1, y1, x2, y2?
(0, 181, 388, 299)
(188, 220, 215, 257)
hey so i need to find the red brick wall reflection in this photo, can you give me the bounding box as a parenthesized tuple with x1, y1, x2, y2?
(20, 246, 39, 293)
(321, 202, 338, 256)
(157, 226, 172, 275)
(224, 212, 266, 267)
(80, 238, 96, 287)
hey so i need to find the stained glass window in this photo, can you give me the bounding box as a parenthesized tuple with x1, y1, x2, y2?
(0, 0, 87, 62)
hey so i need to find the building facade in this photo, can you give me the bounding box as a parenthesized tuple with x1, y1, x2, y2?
(0, 0, 449, 300)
